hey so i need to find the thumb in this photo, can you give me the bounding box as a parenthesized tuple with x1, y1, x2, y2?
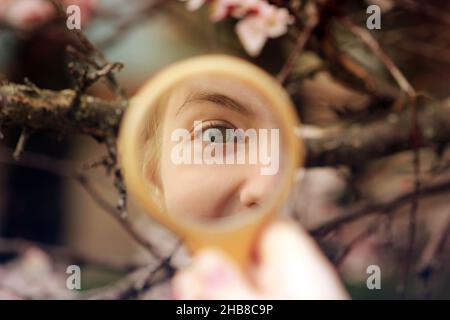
(171, 248, 261, 300)
(256, 220, 350, 299)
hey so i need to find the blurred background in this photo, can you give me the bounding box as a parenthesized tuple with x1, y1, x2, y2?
(0, 0, 449, 299)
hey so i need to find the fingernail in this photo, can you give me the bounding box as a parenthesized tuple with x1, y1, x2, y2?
(202, 263, 234, 290)
(169, 288, 178, 300)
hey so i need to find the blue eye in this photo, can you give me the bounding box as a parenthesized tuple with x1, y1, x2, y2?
(203, 126, 233, 143)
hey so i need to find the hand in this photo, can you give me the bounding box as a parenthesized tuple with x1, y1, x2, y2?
(171, 220, 350, 299)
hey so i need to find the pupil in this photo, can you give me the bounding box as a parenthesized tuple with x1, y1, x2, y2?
(203, 127, 229, 143)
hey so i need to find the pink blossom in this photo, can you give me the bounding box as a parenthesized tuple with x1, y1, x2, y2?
(210, 0, 239, 22)
(0, 0, 54, 30)
(256, 4, 293, 38)
(180, 0, 255, 22)
(210, 0, 264, 21)
(181, 0, 207, 11)
(0, 0, 97, 30)
(236, 4, 293, 56)
(179, 0, 294, 57)
(235, 15, 267, 57)
(229, 0, 261, 18)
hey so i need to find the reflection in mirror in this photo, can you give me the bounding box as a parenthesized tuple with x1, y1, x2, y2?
(140, 73, 288, 223)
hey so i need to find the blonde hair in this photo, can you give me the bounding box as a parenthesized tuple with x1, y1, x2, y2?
(141, 89, 171, 201)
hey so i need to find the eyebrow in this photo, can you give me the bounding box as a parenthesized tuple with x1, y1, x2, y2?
(176, 91, 253, 117)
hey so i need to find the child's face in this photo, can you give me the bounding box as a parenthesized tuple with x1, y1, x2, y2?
(147, 75, 285, 221)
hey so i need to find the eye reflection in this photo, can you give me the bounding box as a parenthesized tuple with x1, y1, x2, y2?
(142, 73, 285, 223)
(192, 121, 241, 145)
(205, 126, 240, 144)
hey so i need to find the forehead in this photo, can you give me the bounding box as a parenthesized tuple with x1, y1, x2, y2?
(164, 74, 276, 120)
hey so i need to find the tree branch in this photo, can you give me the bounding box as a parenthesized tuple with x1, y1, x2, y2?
(2, 82, 450, 167)
(304, 99, 450, 167)
(0, 146, 164, 260)
(0, 82, 125, 140)
(310, 175, 450, 238)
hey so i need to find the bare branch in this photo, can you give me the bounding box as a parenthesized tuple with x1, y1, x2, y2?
(310, 176, 450, 238)
(2, 83, 450, 167)
(304, 99, 450, 167)
(0, 147, 163, 260)
(277, 1, 320, 84)
(339, 16, 416, 103)
(0, 83, 125, 140)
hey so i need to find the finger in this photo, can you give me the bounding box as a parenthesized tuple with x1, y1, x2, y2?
(171, 248, 261, 300)
(256, 220, 350, 299)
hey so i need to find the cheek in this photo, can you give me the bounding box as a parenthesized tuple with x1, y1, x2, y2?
(159, 133, 241, 220)
(160, 160, 239, 219)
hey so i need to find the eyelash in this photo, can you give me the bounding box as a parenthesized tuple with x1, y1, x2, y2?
(191, 120, 236, 143)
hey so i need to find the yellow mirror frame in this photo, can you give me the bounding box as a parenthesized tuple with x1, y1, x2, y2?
(118, 55, 305, 266)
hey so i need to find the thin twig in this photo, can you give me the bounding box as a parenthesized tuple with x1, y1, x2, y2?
(48, 0, 126, 99)
(395, 0, 450, 26)
(338, 16, 416, 102)
(2, 82, 450, 167)
(86, 242, 179, 300)
(416, 212, 450, 281)
(334, 221, 379, 268)
(0, 146, 163, 260)
(0, 237, 142, 273)
(13, 127, 32, 161)
(338, 16, 421, 296)
(310, 175, 450, 238)
(277, 1, 320, 84)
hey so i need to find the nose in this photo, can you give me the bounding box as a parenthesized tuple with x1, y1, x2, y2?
(239, 170, 276, 208)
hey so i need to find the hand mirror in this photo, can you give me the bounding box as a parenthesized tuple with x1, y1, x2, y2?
(118, 55, 305, 267)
